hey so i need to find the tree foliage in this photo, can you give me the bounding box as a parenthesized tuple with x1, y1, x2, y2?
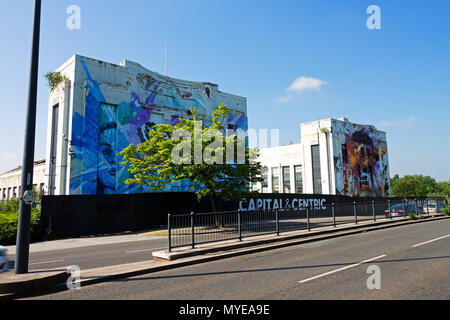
(391, 174, 450, 198)
(44, 71, 68, 89)
(119, 105, 262, 211)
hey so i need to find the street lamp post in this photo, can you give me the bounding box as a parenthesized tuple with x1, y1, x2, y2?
(15, 0, 42, 274)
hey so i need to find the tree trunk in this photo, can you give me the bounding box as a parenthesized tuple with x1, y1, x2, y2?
(209, 193, 223, 228)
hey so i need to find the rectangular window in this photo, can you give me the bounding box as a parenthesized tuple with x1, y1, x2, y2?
(272, 167, 280, 193)
(49, 104, 59, 195)
(261, 167, 268, 193)
(311, 145, 322, 194)
(282, 166, 290, 193)
(294, 165, 303, 194)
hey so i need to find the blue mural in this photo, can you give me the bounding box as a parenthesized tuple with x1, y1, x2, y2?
(69, 59, 247, 195)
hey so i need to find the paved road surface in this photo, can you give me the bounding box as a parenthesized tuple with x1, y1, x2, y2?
(7, 237, 167, 271)
(24, 218, 450, 300)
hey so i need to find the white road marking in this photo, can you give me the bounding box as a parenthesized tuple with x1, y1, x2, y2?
(298, 255, 387, 284)
(126, 247, 166, 254)
(29, 259, 65, 266)
(412, 234, 450, 248)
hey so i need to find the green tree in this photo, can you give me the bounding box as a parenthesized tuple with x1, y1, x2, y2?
(391, 174, 435, 196)
(434, 181, 450, 199)
(119, 104, 262, 213)
(391, 174, 446, 197)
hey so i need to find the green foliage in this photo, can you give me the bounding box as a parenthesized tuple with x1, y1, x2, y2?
(0, 198, 20, 214)
(119, 104, 263, 211)
(443, 205, 450, 216)
(408, 212, 417, 220)
(391, 174, 450, 198)
(44, 71, 68, 89)
(32, 185, 43, 208)
(0, 208, 42, 246)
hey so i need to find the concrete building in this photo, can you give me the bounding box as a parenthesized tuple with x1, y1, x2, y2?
(255, 117, 391, 197)
(0, 160, 47, 200)
(45, 55, 248, 195)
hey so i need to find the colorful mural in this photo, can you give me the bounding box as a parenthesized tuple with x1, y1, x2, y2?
(69, 59, 247, 195)
(333, 121, 390, 197)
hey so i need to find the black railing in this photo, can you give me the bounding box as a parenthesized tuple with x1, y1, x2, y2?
(167, 197, 448, 251)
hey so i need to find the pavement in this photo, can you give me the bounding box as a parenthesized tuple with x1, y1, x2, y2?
(3, 229, 168, 272)
(1, 213, 448, 299)
(20, 216, 450, 300)
(4, 228, 167, 255)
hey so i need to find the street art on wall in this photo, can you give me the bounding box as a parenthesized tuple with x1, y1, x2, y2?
(333, 121, 390, 197)
(69, 59, 247, 195)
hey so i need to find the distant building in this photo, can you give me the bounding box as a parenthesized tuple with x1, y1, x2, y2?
(255, 117, 391, 197)
(0, 160, 47, 201)
(45, 55, 247, 195)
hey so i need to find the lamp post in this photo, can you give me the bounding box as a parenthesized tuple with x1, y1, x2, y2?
(15, 0, 41, 274)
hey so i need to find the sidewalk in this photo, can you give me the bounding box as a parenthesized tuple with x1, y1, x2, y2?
(4, 228, 168, 255)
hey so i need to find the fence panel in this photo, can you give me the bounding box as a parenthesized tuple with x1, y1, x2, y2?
(168, 197, 447, 251)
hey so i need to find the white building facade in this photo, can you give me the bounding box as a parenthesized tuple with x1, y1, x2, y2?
(45, 55, 248, 195)
(0, 160, 47, 200)
(255, 117, 391, 197)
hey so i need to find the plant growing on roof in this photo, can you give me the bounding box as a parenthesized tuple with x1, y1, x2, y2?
(44, 72, 68, 90)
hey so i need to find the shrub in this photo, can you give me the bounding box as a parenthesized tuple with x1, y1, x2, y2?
(44, 72, 68, 89)
(443, 205, 450, 216)
(0, 208, 43, 246)
(0, 199, 20, 214)
(408, 212, 417, 220)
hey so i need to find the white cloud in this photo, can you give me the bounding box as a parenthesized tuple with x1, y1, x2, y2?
(380, 116, 416, 128)
(287, 76, 327, 93)
(275, 94, 292, 104)
(276, 76, 327, 104)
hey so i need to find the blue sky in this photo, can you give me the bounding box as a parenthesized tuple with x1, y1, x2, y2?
(0, 0, 449, 181)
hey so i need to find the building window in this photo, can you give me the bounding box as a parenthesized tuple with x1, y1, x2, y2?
(49, 104, 59, 196)
(294, 165, 303, 194)
(311, 145, 322, 194)
(271, 167, 280, 193)
(282, 166, 290, 193)
(261, 167, 268, 192)
(13, 187, 17, 198)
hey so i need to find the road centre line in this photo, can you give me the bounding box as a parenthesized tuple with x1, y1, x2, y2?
(412, 234, 450, 248)
(298, 254, 387, 284)
(29, 259, 65, 266)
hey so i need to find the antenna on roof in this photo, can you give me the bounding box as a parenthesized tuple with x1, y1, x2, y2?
(165, 40, 167, 77)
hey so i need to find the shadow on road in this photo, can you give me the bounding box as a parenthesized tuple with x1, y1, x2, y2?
(112, 255, 450, 283)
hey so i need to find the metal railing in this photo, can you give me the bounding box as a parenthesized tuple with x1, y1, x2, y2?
(167, 197, 448, 251)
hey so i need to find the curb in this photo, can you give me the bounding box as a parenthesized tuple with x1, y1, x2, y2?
(0, 269, 68, 296)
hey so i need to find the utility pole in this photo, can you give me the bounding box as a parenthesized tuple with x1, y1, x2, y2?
(15, 0, 41, 274)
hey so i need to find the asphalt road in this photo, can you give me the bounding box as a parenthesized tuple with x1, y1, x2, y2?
(24, 218, 450, 300)
(7, 237, 168, 271)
